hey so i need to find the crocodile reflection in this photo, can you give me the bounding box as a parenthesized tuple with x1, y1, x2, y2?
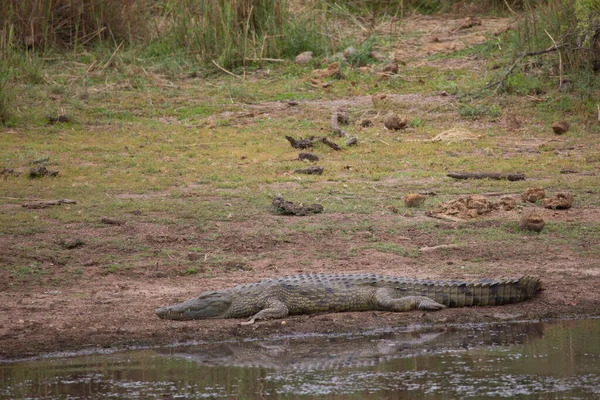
(158, 323, 545, 370)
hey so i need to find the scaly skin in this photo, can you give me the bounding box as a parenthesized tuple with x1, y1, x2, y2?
(155, 274, 542, 324)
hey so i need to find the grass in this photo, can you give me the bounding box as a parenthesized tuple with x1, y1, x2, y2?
(1, 6, 599, 290)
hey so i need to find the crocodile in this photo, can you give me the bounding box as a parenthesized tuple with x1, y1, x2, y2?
(155, 273, 542, 324)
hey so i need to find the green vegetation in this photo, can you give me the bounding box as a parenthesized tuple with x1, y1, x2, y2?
(0, 1, 599, 289)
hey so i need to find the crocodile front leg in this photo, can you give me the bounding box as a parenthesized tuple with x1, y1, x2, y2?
(374, 287, 446, 312)
(239, 299, 289, 325)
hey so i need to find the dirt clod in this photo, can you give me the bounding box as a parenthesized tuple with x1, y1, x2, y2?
(552, 121, 570, 135)
(360, 119, 373, 127)
(403, 193, 427, 208)
(101, 217, 126, 225)
(519, 211, 545, 233)
(383, 64, 399, 74)
(522, 188, 546, 203)
(431, 195, 501, 219)
(47, 114, 72, 124)
(60, 239, 85, 249)
(294, 166, 324, 175)
(543, 192, 574, 210)
(500, 196, 517, 211)
(29, 166, 59, 178)
(383, 112, 408, 130)
(272, 194, 323, 216)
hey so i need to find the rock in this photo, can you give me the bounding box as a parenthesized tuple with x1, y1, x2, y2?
(383, 64, 399, 74)
(383, 112, 408, 130)
(403, 193, 426, 208)
(552, 121, 570, 135)
(519, 211, 545, 232)
(543, 192, 574, 210)
(521, 188, 545, 203)
(295, 51, 313, 65)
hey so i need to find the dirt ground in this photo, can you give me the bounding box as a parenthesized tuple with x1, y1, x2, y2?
(1, 209, 599, 361)
(1, 14, 599, 361)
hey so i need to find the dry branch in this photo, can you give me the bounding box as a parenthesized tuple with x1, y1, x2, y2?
(447, 172, 525, 181)
(485, 46, 559, 92)
(22, 199, 77, 209)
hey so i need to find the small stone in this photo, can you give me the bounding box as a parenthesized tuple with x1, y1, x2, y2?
(519, 211, 545, 232)
(383, 112, 408, 130)
(403, 193, 426, 208)
(521, 188, 545, 203)
(543, 192, 574, 210)
(295, 51, 313, 65)
(552, 121, 570, 135)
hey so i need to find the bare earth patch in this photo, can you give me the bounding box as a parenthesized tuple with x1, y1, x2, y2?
(1, 208, 599, 360)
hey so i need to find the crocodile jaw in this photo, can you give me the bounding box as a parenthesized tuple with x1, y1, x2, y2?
(156, 292, 231, 320)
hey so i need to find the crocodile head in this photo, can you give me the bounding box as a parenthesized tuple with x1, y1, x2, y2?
(156, 292, 232, 320)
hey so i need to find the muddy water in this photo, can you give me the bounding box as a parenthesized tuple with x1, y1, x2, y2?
(1, 319, 599, 399)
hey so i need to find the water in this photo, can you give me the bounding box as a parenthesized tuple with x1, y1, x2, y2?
(1, 319, 599, 399)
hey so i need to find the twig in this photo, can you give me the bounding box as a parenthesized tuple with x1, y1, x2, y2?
(544, 29, 562, 88)
(484, 45, 559, 92)
(447, 172, 525, 181)
(503, 0, 519, 17)
(244, 57, 285, 63)
(212, 60, 243, 79)
(100, 41, 123, 72)
(419, 244, 460, 253)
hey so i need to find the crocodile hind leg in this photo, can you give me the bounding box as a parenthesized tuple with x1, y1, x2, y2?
(239, 299, 289, 325)
(374, 288, 446, 312)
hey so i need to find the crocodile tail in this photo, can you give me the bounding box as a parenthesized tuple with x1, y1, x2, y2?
(429, 276, 542, 307)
